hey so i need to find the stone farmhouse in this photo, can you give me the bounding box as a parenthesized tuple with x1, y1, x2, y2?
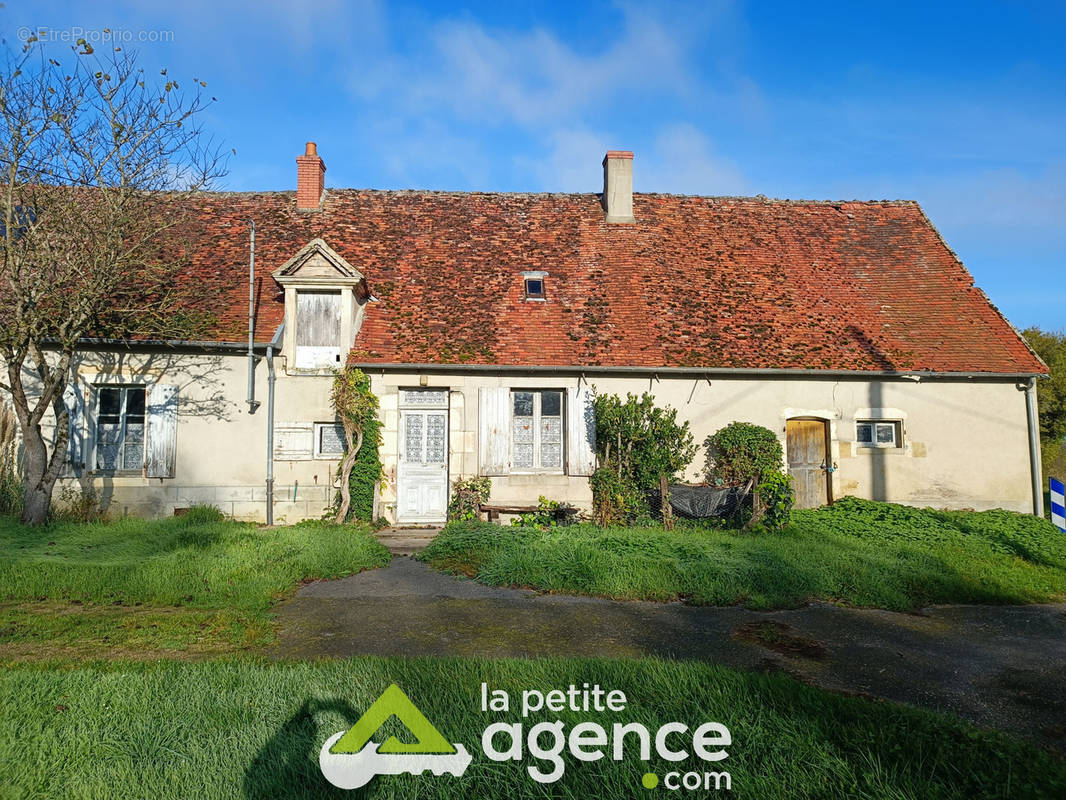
(52, 144, 1046, 522)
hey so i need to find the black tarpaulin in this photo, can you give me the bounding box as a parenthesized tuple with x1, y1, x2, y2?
(648, 482, 754, 519)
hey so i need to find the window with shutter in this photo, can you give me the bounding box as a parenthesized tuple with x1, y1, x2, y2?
(93, 385, 147, 473)
(509, 390, 564, 473)
(145, 384, 178, 478)
(294, 290, 342, 369)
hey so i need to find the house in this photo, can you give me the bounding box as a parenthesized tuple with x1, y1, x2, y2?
(51, 143, 1046, 523)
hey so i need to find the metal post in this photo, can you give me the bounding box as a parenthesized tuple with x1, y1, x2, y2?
(246, 220, 259, 413)
(1025, 377, 1044, 517)
(266, 341, 275, 525)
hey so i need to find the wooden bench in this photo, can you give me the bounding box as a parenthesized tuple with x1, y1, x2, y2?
(477, 503, 538, 522)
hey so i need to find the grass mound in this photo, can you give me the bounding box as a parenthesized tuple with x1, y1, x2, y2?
(420, 500, 1066, 610)
(2, 657, 1063, 799)
(0, 510, 390, 655)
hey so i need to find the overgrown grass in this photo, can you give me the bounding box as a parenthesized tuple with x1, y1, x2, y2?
(0, 508, 390, 656)
(2, 657, 1063, 799)
(420, 498, 1066, 610)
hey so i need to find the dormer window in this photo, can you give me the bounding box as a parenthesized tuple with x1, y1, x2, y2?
(523, 271, 547, 301)
(272, 238, 369, 375)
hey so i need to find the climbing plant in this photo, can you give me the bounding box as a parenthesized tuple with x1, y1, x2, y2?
(346, 413, 384, 523)
(448, 476, 491, 521)
(590, 391, 696, 525)
(330, 367, 381, 524)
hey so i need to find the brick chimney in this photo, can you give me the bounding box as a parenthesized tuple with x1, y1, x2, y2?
(296, 142, 326, 211)
(602, 150, 634, 223)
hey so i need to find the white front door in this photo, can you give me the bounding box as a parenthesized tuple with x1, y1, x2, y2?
(397, 409, 449, 523)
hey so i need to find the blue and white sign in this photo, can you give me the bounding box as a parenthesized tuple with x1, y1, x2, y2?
(1051, 477, 1066, 533)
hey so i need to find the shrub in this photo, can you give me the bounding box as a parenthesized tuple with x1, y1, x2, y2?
(183, 503, 226, 524)
(757, 471, 794, 531)
(511, 496, 578, 527)
(52, 483, 105, 523)
(591, 391, 696, 525)
(590, 467, 642, 527)
(705, 422, 785, 484)
(448, 476, 491, 521)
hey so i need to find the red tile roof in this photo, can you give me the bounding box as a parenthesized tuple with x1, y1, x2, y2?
(174, 190, 1044, 374)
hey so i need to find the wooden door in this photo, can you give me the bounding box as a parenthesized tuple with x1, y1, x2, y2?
(397, 409, 449, 523)
(787, 419, 830, 509)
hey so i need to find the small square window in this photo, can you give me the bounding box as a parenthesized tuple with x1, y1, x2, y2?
(314, 422, 347, 458)
(524, 278, 545, 300)
(856, 420, 901, 448)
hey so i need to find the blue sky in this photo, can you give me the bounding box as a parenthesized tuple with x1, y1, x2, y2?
(5, 1, 1064, 330)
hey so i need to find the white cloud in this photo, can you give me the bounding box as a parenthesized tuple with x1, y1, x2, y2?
(640, 123, 748, 195)
(514, 123, 747, 195)
(515, 128, 612, 192)
(354, 7, 696, 128)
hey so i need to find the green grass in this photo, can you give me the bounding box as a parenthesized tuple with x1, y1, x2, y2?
(0, 508, 390, 656)
(2, 657, 1063, 799)
(420, 498, 1066, 610)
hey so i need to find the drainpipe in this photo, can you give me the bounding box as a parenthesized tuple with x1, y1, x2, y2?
(246, 220, 260, 413)
(1024, 377, 1044, 517)
(265, 323, 283, 525)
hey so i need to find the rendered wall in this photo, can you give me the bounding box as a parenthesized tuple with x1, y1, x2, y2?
(372, 372, 1034, 519)
(18, 350, 1035, 522)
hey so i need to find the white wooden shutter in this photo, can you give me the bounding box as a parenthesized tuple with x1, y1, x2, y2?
(146, 384, 178, 478)
(295, 291, 342, 369)
(274, 423, 314, 460)
(478, 387, 510, 476)
(566, 385, 596, 476)
(62, 384, 85, 477)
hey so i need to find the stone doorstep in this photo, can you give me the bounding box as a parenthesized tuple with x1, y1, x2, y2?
(374, 526, 442, 555)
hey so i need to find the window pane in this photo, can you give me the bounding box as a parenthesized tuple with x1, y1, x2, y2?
(541, 391, 561, 417)
(401, 389, 448, 406)
(426, 414, 447, 464)
(318, 423, 347, 455)
(98, 388, 121, 421)
(875, 424, 895, 445)
(513, 392, 533, 417)
(540, 415, 562, 470)
(96, 424, 121, 470)
(856, 423, 872, 443)
(525, 279, 544, 297)
(513, 443, 534, 469)
(404, 414, 423, 462)
(512, 409, 534, 469)
(122, 422, 144, 470)
(125, 388, 146, 421)
(541, 417, 561, 443)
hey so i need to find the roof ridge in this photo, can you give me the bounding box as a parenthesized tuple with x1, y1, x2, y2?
(193, 187, 921, 205)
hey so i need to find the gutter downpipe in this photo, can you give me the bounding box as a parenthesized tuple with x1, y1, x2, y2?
(265, 323, 283, 526)
(1025, 377, 1044, 517)
(246, 220, 260, 413)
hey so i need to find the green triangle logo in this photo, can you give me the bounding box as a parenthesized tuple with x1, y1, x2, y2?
(329, 685, 457, 755)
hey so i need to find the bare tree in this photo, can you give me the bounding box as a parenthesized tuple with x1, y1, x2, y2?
(0, 37, 225, 524)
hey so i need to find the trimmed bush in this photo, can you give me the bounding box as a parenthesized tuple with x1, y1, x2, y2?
(705, 421, 785, 484)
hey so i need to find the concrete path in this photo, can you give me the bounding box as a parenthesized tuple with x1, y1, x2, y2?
(373, 527, 441, 556)
(273, 558, 1066, 750)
